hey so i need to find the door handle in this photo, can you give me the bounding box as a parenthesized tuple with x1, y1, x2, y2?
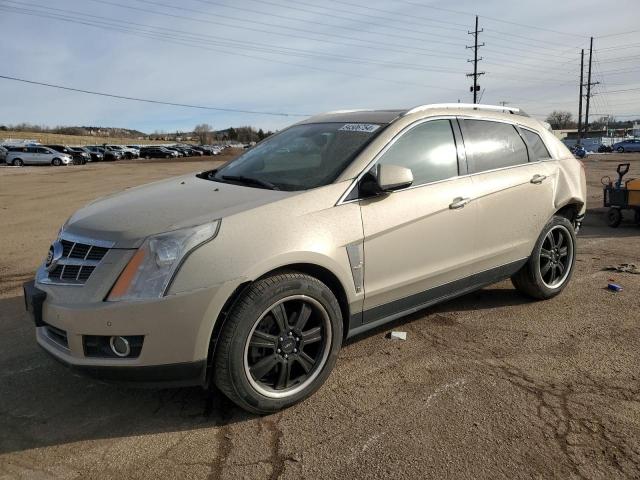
(449, 197, 471, 209)
(530, 174, 547, 184)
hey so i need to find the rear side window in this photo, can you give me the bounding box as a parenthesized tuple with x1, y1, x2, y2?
(461, 119, 528, 174)
(521, 129, 551, 161)
(377, 119, 458, 187)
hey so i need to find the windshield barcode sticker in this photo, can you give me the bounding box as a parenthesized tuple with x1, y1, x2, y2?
(339, 123, 380, 133)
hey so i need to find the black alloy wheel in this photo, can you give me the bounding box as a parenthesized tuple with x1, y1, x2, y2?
(538, 225, 574, 288)
(244, 295, 331, 396)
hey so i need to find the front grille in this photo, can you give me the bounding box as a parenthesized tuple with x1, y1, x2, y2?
(60, 239, 109, 261)
(44, 237, 111, 285)
(49, 264, 96, 282)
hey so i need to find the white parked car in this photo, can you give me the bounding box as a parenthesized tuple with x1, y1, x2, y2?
(6, 146, 73, 166)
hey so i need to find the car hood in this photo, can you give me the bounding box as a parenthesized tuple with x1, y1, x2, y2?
(64, 173, 297, 248)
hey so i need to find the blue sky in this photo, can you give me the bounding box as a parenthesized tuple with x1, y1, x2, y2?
(0, 0, 639, 133)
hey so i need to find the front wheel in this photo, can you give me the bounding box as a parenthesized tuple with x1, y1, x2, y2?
(12, 158, 24, 167)
(512, 216, 577, 300)
(52, 158, 62, 166)
(213, 272, 343, 414)
(617, 146, 625, 153)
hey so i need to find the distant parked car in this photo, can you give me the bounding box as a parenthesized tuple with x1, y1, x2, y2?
(86, 146, 121, 161)
(45, 145, 88, 165)
(165, 147, 187, 157)
(570, 145, 586, 159)
(5, 146, 72, 166)
(597, 144, 613, 153)
(139, 146, 178, 159)
(106, 145, 139, 159)
(612, 139, 640, 153)
(72, 146, 102, 162)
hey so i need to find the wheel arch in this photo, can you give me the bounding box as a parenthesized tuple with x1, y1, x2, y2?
(205, 262, 351, 387)
(555, 203, 581, 223)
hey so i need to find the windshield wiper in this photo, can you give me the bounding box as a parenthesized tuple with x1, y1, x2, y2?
(221, 175, 279, 190)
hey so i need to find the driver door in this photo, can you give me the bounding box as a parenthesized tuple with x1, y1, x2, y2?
(358, 119, 479, 322)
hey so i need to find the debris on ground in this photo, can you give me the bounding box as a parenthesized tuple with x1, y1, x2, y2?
(386, 331, 407, 341)
(607, 283, 623, 292)
(603, 263, 640, 274)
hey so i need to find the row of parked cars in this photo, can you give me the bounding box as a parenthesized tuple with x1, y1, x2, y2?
(0, 143, 227, 166)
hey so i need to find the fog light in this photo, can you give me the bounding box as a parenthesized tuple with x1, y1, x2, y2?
(109, 336, 131, 357)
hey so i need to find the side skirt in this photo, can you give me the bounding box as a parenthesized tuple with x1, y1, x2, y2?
(346, 259, 527, 339)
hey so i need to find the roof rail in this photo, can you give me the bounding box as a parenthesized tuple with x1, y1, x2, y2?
(404, 103, 528, 117)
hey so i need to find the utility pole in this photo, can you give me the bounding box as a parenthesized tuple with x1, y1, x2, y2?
(466, 15, 484, 104)
(584, 37, 599, 139)
(578, 49, 584, 142)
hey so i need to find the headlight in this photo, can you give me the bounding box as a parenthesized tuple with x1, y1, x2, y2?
(107, 220, 220, 302)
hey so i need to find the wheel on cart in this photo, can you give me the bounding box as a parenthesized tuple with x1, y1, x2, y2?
(607, 207, 622, 228)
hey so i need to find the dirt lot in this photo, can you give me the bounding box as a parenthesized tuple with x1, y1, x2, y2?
(0, 153, 639, 479)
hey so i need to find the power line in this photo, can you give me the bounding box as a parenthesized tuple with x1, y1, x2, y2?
(0, 4, 464, 91)
(0, 75, 311, 116)
(390, 0, 587, 39)
(84, 0, 466, 57)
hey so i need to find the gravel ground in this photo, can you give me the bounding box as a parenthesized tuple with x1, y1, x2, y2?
(0, 152, 639, 479)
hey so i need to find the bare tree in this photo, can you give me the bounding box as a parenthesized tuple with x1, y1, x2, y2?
(546, 111, 576, 130)
(194, 123, 213, 145)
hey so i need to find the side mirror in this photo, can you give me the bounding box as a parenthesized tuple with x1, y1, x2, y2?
(359, 164, 414, 197)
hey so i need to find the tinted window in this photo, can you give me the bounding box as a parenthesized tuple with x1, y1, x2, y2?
(214, 122, 383, 191)
(521, 129, 551, 161)
(462, 120, 528, 174)
(377, 119, 458, 187)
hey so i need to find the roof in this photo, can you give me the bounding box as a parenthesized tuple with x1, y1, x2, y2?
(299, 104, 530, 126)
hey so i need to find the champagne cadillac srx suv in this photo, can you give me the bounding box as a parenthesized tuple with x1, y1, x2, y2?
(24, 104, 586, 413)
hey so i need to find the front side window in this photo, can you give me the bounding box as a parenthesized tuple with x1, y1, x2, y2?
(376, 119, 458, 187)
(521, 129, 551, 161)
(212, 122, 383, 191)
(461, 119, 529, 174)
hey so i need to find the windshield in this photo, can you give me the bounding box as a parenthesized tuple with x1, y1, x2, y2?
(212, 122, 383, 191)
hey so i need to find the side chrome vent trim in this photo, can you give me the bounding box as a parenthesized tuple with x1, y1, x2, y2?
(346, 242, 364, 294)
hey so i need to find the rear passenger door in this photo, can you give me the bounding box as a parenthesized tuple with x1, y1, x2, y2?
(459, 119, 556, 270)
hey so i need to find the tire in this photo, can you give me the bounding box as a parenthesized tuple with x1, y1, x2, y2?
(214, 272, 343, 414)
(145, 155, 151, 160)
(607, 207, 622, 228)
(617, 147, 625, 153)
(52, 158, 62, 166)
(511, 215, 577, 300)
(12, 158, 23, 167)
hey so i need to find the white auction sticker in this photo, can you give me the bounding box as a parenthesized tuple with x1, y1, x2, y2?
(339, 123, 381, 133)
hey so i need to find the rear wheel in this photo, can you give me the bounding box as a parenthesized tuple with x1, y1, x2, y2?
(512, 215, 576, 300)
(12, 158, 23, 167)
(214, 272, 343, 414)
(607, 207, 623, 228)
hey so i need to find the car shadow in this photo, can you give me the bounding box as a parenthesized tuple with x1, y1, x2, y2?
(578, 208, 640, 238)
(0, 283, 533, 455)
(0, 295, 252, 455)
(344, 286, 533, 346)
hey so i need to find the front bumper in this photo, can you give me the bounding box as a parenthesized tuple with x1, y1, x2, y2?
(27, 278, 241, 386)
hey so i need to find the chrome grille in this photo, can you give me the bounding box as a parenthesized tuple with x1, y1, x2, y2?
(44, 236, 112, 285)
